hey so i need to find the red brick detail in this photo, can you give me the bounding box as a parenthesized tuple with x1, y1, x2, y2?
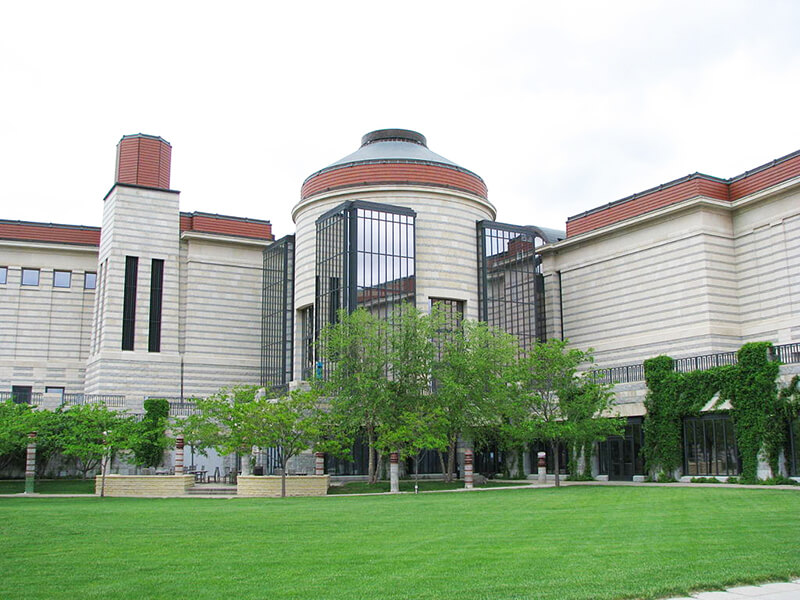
(729, 153, 800, 200)
(0, 222, 101, 246)
(116, 135, 172, 189)
(179, 213, 273, 241)
(567, 177, 729, 237)
(567, 152, 800, 238)
(302, 163, 487, 200)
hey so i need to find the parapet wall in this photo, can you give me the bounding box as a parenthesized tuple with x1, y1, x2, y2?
(96, 474, 195, 497)
(237, 475, 330, 498)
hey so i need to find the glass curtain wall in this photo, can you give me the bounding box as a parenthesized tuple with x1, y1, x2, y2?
(261, 235, 295, 391)
(477, 221, 546, 350)
(683, 414, 740, 476)
(314, 200, 416, 376)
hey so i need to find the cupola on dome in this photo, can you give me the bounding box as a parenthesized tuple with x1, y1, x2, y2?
(301, 129, 487, 200)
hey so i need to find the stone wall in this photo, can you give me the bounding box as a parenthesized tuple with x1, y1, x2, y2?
(237, 475, 329, 497)
(96, 474, 195, 497)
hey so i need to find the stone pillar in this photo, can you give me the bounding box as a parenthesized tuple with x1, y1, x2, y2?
(175, 435, 185, 475)
(390, 452, 400, 493)
(537, 451, 547, 484)
(315, 452, 325, 476)
(24, 432, 36, 494)
(464, 449, 474, 490)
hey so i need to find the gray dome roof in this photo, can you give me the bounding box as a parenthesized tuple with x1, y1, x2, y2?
(323, 129, 461, 170)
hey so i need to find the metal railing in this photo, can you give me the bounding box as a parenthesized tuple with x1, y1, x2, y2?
(770, 342, 800, 365)
(591, 363, 645, 385)
(0, 391, 44, 404)
(672, 351, 738, 373)
(592, 342, 800, 385)
(62, 394, 126, 407)
(168, 401, 199, 417)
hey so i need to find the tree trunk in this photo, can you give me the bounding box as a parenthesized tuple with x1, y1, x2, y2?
(367, 429, 377, 484)
(552, 440, 560, 487)
(281, 457, 288, 497)
(438, 450, 448, 482)
(447, 438, 457, 482)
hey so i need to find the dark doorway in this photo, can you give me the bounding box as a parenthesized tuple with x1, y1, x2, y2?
(598, 418, 644, 481)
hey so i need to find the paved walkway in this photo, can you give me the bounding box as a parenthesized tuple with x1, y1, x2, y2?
(665, 580, 800, 599)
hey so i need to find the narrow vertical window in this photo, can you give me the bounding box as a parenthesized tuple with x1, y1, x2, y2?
(122, 256, 138, 351)
(0, 266, 7, 284)
(148, 258, 164, 353)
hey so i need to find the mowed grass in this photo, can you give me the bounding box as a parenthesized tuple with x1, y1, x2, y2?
(328, 479, 518, 494)
(0, 479, 95, 494)
(1, 487, 799, 600)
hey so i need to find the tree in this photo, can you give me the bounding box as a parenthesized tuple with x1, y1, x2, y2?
(0, 401, 36, 474)
(58, 404, 137, 479)
(130, 398, 172, 468)
(180, 385, 262, 474)
(433, 319, 520, 481)
(317, 308, 391, 484)
(503, 339, 621, 487)
(236, 389, 322, 497)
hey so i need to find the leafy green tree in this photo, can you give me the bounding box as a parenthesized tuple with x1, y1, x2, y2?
(130, 398, 172, 468)
(180, 385, 262, 473)
(236, 390, 323, 497)
(0, 401, 35, 473)
(502, 339, 621, 487)
(59, 404, 136, 479)
(433, 319, 520, 481)
(317, 308, 390, 484)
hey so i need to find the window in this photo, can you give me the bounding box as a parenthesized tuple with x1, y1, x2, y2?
(0, 266, 6, 284)
(300, 306, 315, 380)
(597, 418, 645, 480)
(45, 387, 65, 402)
(261, 236, 295, 389)
(148, 259, 164, 353)
(84, 272, 97, 289)
(21, 268, 39, 286)
(530, 441, 570, 474)
(683, 414, 739, 476)
(312, 201, 416, 379)
(11, 386, 32, 404)
(122, 256, 138, 351)
(477, 222, 547, 350)
(53, 270, 71, 288)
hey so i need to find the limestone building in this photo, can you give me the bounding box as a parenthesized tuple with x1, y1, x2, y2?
(1, 130, 798, 480)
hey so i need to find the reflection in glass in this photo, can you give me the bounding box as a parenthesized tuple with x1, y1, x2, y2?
(477, 222, 546, 350)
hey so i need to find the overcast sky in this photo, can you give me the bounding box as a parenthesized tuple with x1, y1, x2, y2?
(2, 1, 799, 238)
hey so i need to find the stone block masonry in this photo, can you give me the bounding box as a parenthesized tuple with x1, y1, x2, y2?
(96, 474, 195, 497)
(237, 475, 330, 497)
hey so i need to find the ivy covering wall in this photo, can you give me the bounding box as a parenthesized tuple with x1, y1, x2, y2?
(642, 342, 790, 483)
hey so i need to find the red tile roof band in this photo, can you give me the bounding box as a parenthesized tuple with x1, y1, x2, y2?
(566, 151, 800, 237)
(301, 162, 488, 200)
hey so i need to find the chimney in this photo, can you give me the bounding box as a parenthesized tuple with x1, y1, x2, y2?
(115, 134, 172, 189)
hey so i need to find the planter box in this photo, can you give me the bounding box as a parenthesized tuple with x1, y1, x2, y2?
(237, 475, 330, 498)
(96, 474, 195, 497)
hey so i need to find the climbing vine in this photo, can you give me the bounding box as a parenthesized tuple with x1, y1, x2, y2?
(643, 342, 790, 483)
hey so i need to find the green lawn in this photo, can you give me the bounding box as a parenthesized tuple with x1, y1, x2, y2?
(0, 479, 95, 494)
(1, 487, 798, 600)
(328, 479, 518, 494)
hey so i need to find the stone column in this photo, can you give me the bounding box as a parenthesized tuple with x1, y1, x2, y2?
(464, 449, 474, 490)
(24, 432, 36, 494)
(390, 452, 400, 493)
(315, 452, 325, 476)
(175, 435, 185, 475)
(537, 451, 547, 484)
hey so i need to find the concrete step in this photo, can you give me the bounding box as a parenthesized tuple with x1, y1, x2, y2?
(186, 486, 237, 496)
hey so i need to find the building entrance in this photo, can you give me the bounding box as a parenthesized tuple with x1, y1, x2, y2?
(598, 418, 644, 481)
